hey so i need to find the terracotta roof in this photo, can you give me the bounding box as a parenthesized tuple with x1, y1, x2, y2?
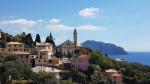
(79, 54, 89, 59)
(111, 73, 122, 77)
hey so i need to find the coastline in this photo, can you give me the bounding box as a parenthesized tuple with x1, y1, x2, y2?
(109, 52, 150, 66)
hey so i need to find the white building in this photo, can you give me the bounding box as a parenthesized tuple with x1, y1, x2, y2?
(36, 42, 53, 51)
(56, 40, 75, 56)
(35, 43, 60, 66)
(32, 66, 61, 79)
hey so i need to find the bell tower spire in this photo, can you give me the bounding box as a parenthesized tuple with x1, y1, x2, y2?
(73, 27, 77, 48)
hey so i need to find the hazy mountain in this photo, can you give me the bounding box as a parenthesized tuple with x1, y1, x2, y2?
(81, 40, 128, 55)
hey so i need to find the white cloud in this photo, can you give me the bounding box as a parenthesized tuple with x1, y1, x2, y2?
(37, 19, 44, 23)
(0, 19, 39, 28)
(79, 7, 100, 18)
(47, 24, 105, 31)
(47, 24, 72, 31)
(78, 25, 105, 31)
(49, 18, 60, 24)
(0, 19, 44, 33)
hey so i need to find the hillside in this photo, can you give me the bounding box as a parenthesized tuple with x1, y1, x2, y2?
(81, 40, 128, 55)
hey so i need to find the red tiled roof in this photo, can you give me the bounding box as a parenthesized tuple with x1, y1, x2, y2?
(111, 73, 122, 77)
(79, 54, 89, 59)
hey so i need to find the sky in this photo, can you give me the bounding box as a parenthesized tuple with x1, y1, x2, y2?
(0, 0, 150, 51)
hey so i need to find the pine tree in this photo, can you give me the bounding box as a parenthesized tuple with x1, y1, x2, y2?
(35, 34, 41, 43)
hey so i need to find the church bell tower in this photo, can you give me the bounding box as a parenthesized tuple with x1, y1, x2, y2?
(73, 28, 77, 48)
(0, 29, 2, 39)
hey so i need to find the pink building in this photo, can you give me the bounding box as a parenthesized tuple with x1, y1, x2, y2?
(71, 54, 90, 71)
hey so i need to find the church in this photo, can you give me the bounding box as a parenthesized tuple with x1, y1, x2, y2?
(56, 29, 78, 57)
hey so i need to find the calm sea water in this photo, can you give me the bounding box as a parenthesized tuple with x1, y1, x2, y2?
(110, 52, 150, 66)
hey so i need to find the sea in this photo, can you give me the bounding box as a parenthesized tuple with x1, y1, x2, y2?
(110, 52, 150, 66)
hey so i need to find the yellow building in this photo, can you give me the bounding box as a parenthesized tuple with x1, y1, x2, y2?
(35, 58, 60, 66)
(0, 42, 32, 63)
(13, 51, 31, 63)
(0, 42, 31, 53)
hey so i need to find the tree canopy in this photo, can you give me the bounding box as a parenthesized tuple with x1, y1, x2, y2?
(45, 33, 55, 47)
(35, 34, 41, 43)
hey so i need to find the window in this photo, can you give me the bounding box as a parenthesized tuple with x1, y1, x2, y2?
(67, 43, 70, 45)
(24, 49, 26, 52)
(2, 49, 4, 51)
(56, 61, 59, 64)
(39, 60, 41, 62)
(49, 60, 52, 63)
(20, 49, 22, 51)
(14, 44, 16, 47)
(9, 45, 11, 47)
(79, 59, 81, 62)
(44, 60, 46, 62)
(20, 45, 22, 47)
(9, 49, 11, 51)
(43, 52, 46, 55)
(40, 56, 42, 59)
(20, 55, 22, 59)
(26, 55, 28, 59)
(40, 52, 42, 56)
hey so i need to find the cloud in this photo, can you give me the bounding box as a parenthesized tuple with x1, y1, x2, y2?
(47, 24, 72, 31)
(49, 18, 60, 24)
(0, 19, 40, 28)
(0, 19, 44, 33)
(47, 24, 105, 31)
(79, 7, 100, 18)
(78, 25, 105, 31)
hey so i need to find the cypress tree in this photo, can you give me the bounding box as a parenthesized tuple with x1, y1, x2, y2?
(25, 33, 33, 47)
(45, 33, 55, 47)
(35, 34, 41, 43)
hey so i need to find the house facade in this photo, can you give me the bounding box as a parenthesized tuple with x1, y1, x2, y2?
(0, 42, 31, 53)
(105, 69, 123, 84)
(35, 42, 60, 66)
(0, 42, 32, 63)
(71, 54, 90, 71)
(36, 42, 53, 51)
